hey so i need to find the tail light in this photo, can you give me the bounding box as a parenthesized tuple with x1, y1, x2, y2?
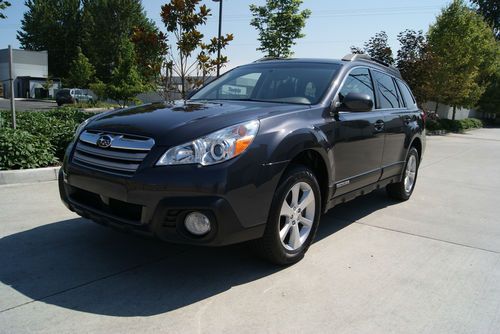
(420, 111, 427, 125)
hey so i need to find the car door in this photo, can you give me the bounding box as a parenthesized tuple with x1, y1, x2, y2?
(330, 67, 385, 196)
(372, 71, 411, 179)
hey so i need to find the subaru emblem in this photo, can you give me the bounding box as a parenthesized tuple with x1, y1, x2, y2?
(96, 135, 113, 148)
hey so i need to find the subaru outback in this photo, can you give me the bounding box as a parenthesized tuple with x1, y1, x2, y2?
(59, 54, 425, 265)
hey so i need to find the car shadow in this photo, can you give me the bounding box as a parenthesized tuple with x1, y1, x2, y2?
(316, 189, 399, 241)
(0, 190, 397, 317)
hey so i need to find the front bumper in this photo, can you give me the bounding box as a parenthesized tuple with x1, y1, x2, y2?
(59, 153, 286, 246)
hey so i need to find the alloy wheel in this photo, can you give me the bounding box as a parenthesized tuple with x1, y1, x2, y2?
(404, 154, 417, 193)
(279, 182, 316, 251)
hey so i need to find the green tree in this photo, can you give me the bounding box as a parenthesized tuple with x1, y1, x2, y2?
(363, 31, 394, 65)
(250, 0, 311, 58)
(477, 69, 500, 114)
(131, 26, 168, 86)
(91, 38, 144, 107)
(81, 0, 156, 83)
(396, 29, 437, 105)
(197, 34, 234, 85)
(0, 0, 11, 19)
(17, 0, 82, 78)
(160, 0, 233, 98)
(428, 0, 498, 119)
(471, 0, 499, 39)
(349, 46, 365, 54)
(67, 47, 96, 88)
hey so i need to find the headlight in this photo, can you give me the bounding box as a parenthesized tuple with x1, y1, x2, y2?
(157, 120, 260, 166)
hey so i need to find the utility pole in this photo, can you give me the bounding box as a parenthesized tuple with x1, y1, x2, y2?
(8, 45, 16, 129)
(213, 0, 223, 77)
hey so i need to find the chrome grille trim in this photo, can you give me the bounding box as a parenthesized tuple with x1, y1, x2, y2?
(75, 142, 147, 161)
(72, 130, 155, 176)
(73, 152, 140, 172)
(79, 131, 155, 151)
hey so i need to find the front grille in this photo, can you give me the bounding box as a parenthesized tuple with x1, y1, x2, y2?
(72, 130, 155, 177)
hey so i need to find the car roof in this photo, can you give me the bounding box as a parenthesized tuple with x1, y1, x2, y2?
(251, 54, 402, 79)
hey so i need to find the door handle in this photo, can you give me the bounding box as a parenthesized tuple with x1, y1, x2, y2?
(374, 119, 385, 131)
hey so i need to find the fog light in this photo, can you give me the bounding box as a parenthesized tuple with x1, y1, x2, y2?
(184, 212, 211, 236)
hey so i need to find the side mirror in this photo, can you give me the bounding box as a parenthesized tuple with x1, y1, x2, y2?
(337, 92, 374, 112)
(186, 89, 199, 100)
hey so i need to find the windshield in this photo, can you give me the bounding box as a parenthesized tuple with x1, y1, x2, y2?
(190, 62, 340, 105)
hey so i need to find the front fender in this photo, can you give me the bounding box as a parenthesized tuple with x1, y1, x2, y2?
(256, 115, 333, 187)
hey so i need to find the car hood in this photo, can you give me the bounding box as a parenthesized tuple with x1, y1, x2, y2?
(86, 100, 309, 146)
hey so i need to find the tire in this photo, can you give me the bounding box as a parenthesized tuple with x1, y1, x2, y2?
(386, 147, 419, 201)
(57, 102, 62, 107)
(253, 165, 321, 265)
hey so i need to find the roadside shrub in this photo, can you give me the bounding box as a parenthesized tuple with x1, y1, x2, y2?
(426, 117, 484, 133)
(0, 128, 55, 170)
(1, 108, 92, 161)
(425, 119, 442, 131)
(460, 118, 483, 129)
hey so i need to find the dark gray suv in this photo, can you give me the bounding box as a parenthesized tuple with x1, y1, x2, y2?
(59, 54, 425, 265)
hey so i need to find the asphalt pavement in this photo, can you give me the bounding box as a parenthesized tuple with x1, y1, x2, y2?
(1, 129, 500, 334)
(0, 98, 58, 111)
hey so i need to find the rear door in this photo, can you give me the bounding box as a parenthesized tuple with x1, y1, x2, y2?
(372, 70, 409, 179)
(331, 67, 385, 196)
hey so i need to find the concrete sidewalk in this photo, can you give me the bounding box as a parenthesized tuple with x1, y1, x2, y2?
(1, 129, 500, 334)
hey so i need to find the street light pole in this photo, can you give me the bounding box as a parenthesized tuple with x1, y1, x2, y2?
(8, 45, 16, 129)
(213, 0, 223, 77)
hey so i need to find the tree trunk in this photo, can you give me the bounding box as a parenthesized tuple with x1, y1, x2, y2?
(435, 101, 439, 112)
(452, 105, 457, 121)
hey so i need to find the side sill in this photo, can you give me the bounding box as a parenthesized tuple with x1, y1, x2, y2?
(324, 176, 399, 213)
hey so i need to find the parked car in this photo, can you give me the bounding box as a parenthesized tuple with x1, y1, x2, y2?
(59, 54, 425, 265)
(56, 88, 93, 106)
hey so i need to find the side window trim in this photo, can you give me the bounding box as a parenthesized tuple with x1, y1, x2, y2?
(392, 78, 404, 108)
(395, 79, 407, 108)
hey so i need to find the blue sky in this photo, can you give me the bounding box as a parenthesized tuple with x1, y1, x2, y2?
(1, 0, 452, 71)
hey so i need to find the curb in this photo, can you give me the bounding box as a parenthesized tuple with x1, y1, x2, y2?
(427, 130, 449, 136)
(80, 107, 116, 113)
(0, 166, 60, 185)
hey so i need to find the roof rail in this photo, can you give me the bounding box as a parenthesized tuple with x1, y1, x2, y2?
(253, 56, 290, 62)
(342, 53, 401, 78)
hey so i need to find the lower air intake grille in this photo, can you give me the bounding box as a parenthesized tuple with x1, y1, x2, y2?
(72, 130, 155, 176)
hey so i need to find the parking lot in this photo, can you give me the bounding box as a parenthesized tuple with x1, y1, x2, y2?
(0, 98, 58, 111)
(1, 128, 500, 334)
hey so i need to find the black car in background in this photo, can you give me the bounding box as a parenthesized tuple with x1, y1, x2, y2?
(59, 54, 425, 265)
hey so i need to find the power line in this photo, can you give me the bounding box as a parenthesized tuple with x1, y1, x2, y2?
(205, 5, 442, 21)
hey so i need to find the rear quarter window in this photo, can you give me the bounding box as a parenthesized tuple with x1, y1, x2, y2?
(396, 80, 418, 109)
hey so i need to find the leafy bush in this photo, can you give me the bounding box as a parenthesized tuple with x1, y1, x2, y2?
(0, 108, 94, 169)
(74, 101, 120, 109)
(426, 118, 483, 133)
(425, 119, 441, 131)
(0, 128, 56, 170)
(1, 108, 92, 161)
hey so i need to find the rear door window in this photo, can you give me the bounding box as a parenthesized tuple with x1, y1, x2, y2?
(373, 71, 401, 109)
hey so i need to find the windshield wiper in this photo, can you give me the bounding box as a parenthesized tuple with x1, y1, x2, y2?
(189, 98, 309, 105)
